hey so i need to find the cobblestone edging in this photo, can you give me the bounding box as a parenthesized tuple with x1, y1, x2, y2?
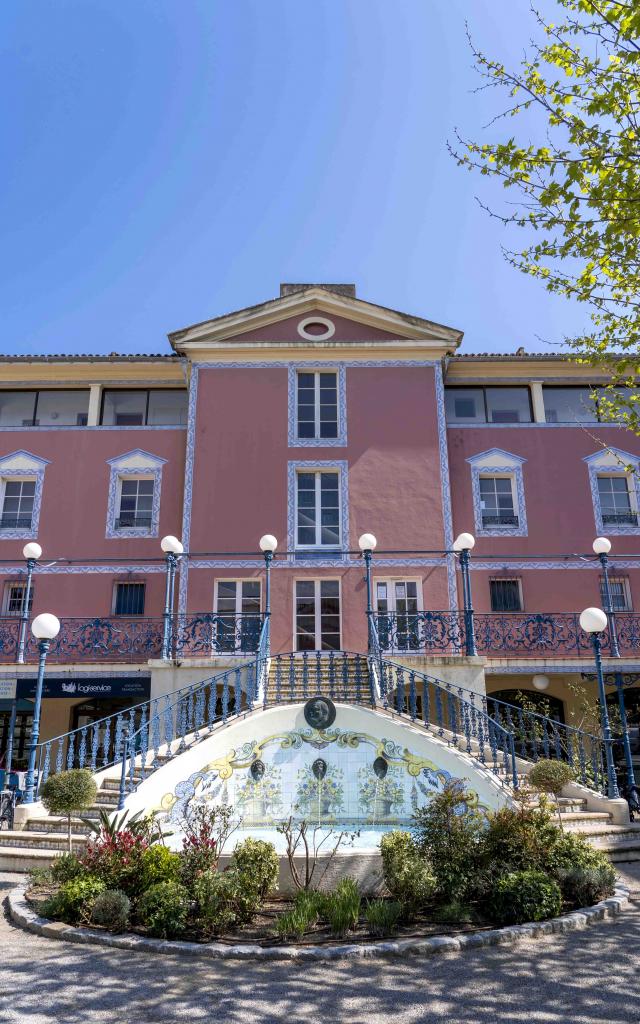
(6, 885, 630, 962)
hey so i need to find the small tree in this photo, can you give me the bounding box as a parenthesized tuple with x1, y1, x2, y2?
(40, 769, 97, 853)
(529, 759, 575, 828)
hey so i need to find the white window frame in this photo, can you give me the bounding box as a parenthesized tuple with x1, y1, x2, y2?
(293, 577, 342, 652)
(105, 449, 166, 539)
(585, 447, 640, 536)
(3, 580, 34, 616)
(287, 365, 347, 447)
(0, 450, 49, 541)
(287, 460, 349, 559)
(600, 575, 633, 613)
(373, 578, 424, 614)
(466, 448, 528, 537)
(213, 579, 263, 653)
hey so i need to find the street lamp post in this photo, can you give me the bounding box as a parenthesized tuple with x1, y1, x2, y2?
(592, 538, 634, 789)
(579, 606, 620, 799)
(259, 535, 278, 658)
(17, 542, 42, 665)
(358, 533, 378, 651)
(160, 536, 183, 661)
(24, 613, 60, 804)
(593, 537, 619, 657)
(453, 532, 477, 657)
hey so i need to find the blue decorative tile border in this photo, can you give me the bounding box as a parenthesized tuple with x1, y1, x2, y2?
(287, 364, 347, 447)
(286, 459, 349, 561)
(466, 448, 528, 538)
(584, 447, 640, 537)
(105, 450, 167, 539)
(0, 450, 50, 541)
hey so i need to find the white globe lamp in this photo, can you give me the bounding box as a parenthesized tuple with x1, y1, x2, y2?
(259, 535, 278, 553)
(161, 535, 183, 555)
(579, 607, 608, 634)
(31, 613, 61, 640)
(23, 542, 42, 560)
(358, 533, 377, 552)
(453, 532, 475, 552)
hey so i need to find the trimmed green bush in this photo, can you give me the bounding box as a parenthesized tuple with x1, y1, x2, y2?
(138, 845, 181, 893)
(364, 899, 402, 938)
(558, 864, 616, 908)
(137, 880, 189, 938)
(491, 870, 563, 925)
(479, 804, 561, 877)
(528, 759, 575, 796)
(91, 889, 131, 932)
(51, 853, 85, 884)
(42, 875, 106, 925)
(380, 830, 436, 920)
(231, 838, 279, 899)
(40, 769, 97, 853)
(193, 868, 261, 936)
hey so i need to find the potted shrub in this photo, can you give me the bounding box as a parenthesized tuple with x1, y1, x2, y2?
(39, 769, 97, 853)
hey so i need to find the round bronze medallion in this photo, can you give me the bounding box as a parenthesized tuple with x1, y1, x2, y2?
(303, 696, 336, 730)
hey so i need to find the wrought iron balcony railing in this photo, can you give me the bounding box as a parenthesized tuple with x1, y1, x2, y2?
(114, 515, 153, 529)
(374, 610, 640, 659)
(481, 513, 519, 528)
(0, 612, 265, 664)
(0, 514, 33, 530)
(602, 511, 639, 527)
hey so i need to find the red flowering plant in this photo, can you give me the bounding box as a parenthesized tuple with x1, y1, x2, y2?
(179, 803, 241, 887)
(82, 828, 149, 897)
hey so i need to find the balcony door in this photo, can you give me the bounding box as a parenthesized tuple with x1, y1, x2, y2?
(214, 580, 261, 652)
(295, 580, 341, 651)
(375, 580, 420, 651)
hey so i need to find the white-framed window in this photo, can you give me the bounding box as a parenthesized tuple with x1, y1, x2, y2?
(288, 366, 347, 447)
(467, 449, 528, 537)
(105, 449, 166, 539)
(374, 578, 422, 651)
(600, 576, 632, 613)
(113, 581, 146, 616)
(479, 476, 519, 530)
(585, 447, 640, 536)
(596, 475, 638, 528)
(489, 578, 523, 612)
(0, 478, 36, 532)
(116, 477, 155, 531)
(295, 469, 341, 549)
(214, 579, 262, 652)
(294, 578, 341, 651)
(3, 581, 34, 616)
(0, 451, 49, 541)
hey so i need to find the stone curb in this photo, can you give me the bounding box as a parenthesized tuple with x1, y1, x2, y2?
(6, 885, 630, 962)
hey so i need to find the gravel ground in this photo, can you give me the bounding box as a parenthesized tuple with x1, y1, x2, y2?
(1, 868, 639, 1024)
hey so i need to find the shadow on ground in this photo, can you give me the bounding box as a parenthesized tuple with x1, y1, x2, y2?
(0, 872, 637, 1024)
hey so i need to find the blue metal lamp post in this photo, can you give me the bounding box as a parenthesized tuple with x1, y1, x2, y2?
(359, 533, 377, 651)
(259, 534, 278, 658)
(24, 612, 60, 803)
(160, 535, 183, 661)
(580, 606, 620, 799)
(593, 537, 634, 789)
(17, 542, 42, 665)
(453, 532, 477, 657)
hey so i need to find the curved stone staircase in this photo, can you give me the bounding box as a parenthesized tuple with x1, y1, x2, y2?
(2, 651, 638, 869)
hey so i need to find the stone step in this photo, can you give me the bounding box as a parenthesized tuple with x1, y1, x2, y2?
(0, 830, 88, 852)
(0, 846, 60, 872)
(26, 816, 93, 835)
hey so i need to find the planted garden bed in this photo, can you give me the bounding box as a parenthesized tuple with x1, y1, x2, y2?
(24, 766, 618, 949)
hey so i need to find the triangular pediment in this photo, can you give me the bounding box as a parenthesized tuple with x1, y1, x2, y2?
(168, 286, 463, 354)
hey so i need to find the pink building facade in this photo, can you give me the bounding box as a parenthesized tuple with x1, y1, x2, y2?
(1, 283, 639, 764)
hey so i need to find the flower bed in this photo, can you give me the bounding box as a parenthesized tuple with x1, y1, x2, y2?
(24, 774, 619, 950)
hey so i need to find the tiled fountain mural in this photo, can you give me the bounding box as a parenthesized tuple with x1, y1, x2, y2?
(160, 721, 487, 831)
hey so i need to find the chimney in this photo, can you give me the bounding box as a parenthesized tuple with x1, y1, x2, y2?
(280, 283, 356, 299)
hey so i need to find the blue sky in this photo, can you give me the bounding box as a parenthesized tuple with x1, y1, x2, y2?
(0, 0, 585, 356)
